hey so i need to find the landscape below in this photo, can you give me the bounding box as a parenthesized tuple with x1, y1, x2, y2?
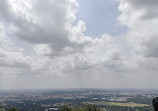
(0, 89, 156, 111)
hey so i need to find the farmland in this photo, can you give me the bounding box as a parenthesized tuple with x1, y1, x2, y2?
(83, 101, 149, 107)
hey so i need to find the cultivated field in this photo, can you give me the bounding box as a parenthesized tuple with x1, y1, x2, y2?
(83, 101, 149, 107)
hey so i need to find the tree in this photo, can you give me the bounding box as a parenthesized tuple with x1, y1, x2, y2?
(8, 107, 17, 111)
(0, 105, 5, 111)
(60, 104, 72, 111)
(82, 105, 97, 111)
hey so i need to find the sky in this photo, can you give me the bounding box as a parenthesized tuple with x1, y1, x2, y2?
(0, 0, 158, 89)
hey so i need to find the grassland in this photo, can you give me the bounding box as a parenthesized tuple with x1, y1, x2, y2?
(83, 101, 149, 107)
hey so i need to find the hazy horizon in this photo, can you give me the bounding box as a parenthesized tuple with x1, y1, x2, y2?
(0, 0, 158, 89)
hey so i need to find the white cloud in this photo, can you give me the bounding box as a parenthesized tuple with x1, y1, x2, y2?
(118, 0, 158, 78)
(119, 0, 158, 58)
(0, 0, 158, 89)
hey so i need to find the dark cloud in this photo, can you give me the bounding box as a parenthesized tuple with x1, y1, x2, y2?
(1, 0, 78, 55)
(129, 0, 158, 8)
(144, 36, 158, 58)
(127, 0, 158, 20)
(0, 0, 13, 21)
(0, 61, 30, 69)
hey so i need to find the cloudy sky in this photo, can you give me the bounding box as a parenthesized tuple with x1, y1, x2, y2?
(0, 0, 158, 89)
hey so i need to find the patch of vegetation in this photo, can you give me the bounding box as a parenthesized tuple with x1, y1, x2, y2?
(0, 106, 18, 111)
(83, 101, 149, 107)
(60, 104, 103, 111)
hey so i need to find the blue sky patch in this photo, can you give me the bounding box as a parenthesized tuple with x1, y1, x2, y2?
(76, 0, 129, 38)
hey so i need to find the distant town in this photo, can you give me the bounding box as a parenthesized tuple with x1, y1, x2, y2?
(0, 89, 156, 111)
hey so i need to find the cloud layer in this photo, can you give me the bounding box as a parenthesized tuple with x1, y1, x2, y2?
(0, 0, 158, 89)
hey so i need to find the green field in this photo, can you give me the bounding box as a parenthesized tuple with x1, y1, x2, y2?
(83, 101, 149, 107)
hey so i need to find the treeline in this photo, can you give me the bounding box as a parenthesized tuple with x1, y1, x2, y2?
(0, 106, 17, 111)
(0, 104, 103, 111)
(60, 104, 103, 111)
(1, 104, 153, 111)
